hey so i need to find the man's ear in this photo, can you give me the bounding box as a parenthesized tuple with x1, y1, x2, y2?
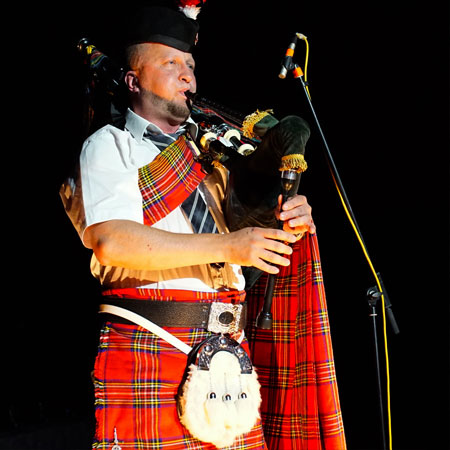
(124, 71, 140, 93)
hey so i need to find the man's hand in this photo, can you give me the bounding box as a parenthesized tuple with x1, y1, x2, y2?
(223, 227, 297, 274)
(85, 219, 296, 274)
(84, 195, 315, 275)
(223, 194, 315, 274)
(277, 194, 316, 236)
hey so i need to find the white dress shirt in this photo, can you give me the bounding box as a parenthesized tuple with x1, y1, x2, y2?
(61, 109, 245, 292)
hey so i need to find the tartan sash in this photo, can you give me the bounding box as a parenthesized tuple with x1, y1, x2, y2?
(246, 232, 346, 450)
(138, 134, 206, 226)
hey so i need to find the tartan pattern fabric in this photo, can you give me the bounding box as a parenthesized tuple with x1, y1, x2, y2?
(101, 287, 246, 305)
(245, 232, 346, 450)
(92, 290, 268, 449)
(138, 135, 206, 226)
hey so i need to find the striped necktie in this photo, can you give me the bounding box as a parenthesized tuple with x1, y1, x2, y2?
(144, 127, 217, 234)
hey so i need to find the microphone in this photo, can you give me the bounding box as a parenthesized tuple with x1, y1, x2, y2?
(279, 34, 298, 79)
(279, 33, 308, 79)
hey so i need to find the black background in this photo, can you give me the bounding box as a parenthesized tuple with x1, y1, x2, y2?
(3, 1, 449, 449)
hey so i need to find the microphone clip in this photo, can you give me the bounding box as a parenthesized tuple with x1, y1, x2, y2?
(279, 33, 308, 79)
(279, 34, 299, 79)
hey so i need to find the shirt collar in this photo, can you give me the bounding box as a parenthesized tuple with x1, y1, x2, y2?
(125, 108, 198, 143)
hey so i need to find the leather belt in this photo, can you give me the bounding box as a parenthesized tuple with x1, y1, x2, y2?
(100, 297, 247, 334)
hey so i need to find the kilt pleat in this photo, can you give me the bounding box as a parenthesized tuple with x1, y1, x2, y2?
(245, 233, 346, 450)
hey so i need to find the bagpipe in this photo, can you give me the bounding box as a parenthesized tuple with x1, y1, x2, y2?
(77, 38, 311, 328)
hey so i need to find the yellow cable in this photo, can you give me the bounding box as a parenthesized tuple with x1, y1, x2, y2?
(288, 34, 393, 448)
(330, 171, 392, 450)
(296, 35, 392, 447)
(304, 38, 310, 98)
(297, 33, 311, 99)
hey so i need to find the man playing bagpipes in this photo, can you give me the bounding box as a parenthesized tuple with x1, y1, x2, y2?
(60, 1, 346, 449)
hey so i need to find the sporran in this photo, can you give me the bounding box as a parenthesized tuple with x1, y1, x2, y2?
(177, 334, 262, 448)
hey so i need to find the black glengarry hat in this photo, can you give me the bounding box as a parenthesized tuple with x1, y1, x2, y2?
(124, 1, 204, 53)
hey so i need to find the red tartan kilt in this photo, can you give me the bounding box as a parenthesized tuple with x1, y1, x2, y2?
(245, 233, 346, 450)
(92, 323, 267, 450)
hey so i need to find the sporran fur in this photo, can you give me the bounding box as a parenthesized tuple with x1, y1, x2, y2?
(177, 335, 261, 448)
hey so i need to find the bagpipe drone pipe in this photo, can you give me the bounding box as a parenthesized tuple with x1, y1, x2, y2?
(77, 38, 310, 221)
(77, 38, 311, 324)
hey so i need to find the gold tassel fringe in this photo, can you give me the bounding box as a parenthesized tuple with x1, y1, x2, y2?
(279, 154, 308, 172)
(242, 109, 274, 138)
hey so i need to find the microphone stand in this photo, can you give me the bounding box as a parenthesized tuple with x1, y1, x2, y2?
(281, 61, 400, 450)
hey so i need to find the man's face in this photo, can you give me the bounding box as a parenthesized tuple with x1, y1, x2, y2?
(131, 43, 197, 123)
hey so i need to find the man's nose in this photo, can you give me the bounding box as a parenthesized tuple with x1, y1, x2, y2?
(179, 65, 193, 83)
(180, 73, 192, 84)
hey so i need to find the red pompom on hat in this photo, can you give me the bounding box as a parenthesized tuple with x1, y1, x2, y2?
(177, 0, 205, 19)
(123, 1, 206, 53)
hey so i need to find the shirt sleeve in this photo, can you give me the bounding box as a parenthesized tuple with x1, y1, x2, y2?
(80, 126, 145, 235)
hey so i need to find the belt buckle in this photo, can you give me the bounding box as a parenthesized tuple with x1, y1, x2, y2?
(207, 303, 242, 334)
